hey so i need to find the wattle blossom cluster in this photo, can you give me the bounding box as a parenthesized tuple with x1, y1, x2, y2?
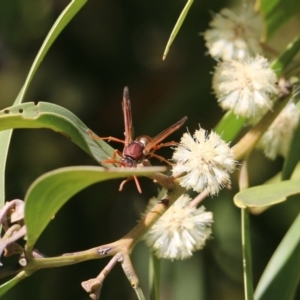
(257, 102, 300, 159)
(204, 6, 263, 61)
(172, 129, 237, 195)
(212, 56, 278, 118)
(144, 194, 213, 260)
(204, 5, 279, 119)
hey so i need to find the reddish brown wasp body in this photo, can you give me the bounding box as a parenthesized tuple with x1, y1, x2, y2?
(89, 86, 187, 193)
(122, 139, 145, 167)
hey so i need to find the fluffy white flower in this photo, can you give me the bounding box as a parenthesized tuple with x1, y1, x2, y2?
(203, 7, 263, 61)
(144, 194, 213, 260)
(213, 56, 278, 118)
(257, 102, 300, 159)
(172, 129, 236, 195)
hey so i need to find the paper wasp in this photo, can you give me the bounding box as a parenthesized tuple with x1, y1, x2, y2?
(89, 87, 187, 192)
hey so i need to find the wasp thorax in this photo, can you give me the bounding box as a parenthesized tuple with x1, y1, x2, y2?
(135, 135, 152, 147)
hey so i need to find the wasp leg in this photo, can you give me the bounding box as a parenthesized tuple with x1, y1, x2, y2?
(148, 153, 174, 166)
(88, 130, 125, 144)
(119, 176, 142, 193)
(101, 158, 122, 165)
(101, 149, 123, 166)
(133, 175, 142, 193)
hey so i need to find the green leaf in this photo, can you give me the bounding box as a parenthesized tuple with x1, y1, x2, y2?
(0, 0, 86, 210)
(296, 101, 300, 111)
(214, 111, 246, 143)
(234, 180, 300, 208)
(281, 119, 300, 180)
(0, 131, 12, 209)
(0, 102, 115, 163)
(271, 34, 300, 77)
(297, 99, 300, 111)
(256, 0, 300, 40)
(25, 166, 165, 251)
(149, 252, 160, 300)
(254, 212, 300, 300)
(17, 0, 87, 104)
(162, 0, 193, 60)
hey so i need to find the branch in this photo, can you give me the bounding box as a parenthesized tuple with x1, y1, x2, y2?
(234, 91, 291, 160)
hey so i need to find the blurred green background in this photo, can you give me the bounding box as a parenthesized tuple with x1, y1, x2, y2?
(0, 0, 300, 299)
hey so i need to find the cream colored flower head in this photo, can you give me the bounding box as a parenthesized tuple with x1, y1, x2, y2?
(172, 129, 236, 195)
(213, 56, 278, 118)
(257, 102, 300, 160)
(203, 6, 263, 61)
(144, 194, 213, 260)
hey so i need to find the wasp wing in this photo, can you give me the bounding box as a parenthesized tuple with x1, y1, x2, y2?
(144, 116, 187, 152)
(122, 86, 134, 146)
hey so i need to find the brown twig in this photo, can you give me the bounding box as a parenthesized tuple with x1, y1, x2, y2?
(82, 253, 123, 300)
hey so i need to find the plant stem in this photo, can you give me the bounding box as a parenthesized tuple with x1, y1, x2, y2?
(149, 252, 160, 300)
(0, 179, 186, 282)
(234, 94, 290, 160)
(135, 286, 147, 300)
(241, 208, 254, 300)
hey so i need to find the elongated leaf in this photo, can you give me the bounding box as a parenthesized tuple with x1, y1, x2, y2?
(249, 162, 300, 214)
(0, 102, 114, 163)
(271, 34, 300, 77)
(0, 131, 12, 209)
(0, 0, 87, 210)
(241, 209, 254, 299)
(214, 111, 246, 143)
(25, 166, 165, 251)
(17, 0, 87, 104)
(162, 0, 193, 60)
(282, 119, 300, 180)
(255, 0, 300, 40)
(234, 180, 300, 208)
(254, 212, 300, 300)
(149, 252, 160, 300)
